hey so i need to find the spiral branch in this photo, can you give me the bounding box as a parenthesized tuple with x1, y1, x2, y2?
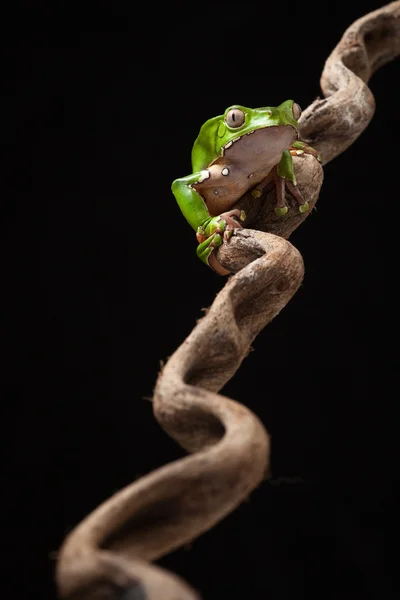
(56, 3, 400, 599)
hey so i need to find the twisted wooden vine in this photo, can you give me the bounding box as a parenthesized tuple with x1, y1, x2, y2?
(56, 3, 400, 599)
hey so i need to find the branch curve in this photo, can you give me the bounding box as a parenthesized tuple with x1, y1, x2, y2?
(56, 3, 400, 599)
(299, 0, 400, 165)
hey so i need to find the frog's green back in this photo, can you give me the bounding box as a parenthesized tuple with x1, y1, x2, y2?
(191, 115, 222, 173)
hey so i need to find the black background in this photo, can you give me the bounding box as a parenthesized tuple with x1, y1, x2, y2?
(4, 1, 399, 599)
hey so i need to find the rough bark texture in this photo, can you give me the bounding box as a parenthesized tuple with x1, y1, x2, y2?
(56, 3, 400, 599)
(299, 1, 400, 166)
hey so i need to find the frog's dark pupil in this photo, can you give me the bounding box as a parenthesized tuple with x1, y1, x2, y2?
(232, 112, 236, 121)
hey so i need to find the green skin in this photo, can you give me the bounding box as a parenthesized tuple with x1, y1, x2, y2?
(172, 100, 317, 274)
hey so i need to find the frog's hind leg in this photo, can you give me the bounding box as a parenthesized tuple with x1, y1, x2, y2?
(286, 180, 310, 214)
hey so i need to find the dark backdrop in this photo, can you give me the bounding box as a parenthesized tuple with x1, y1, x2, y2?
(4, 2, 398, 599)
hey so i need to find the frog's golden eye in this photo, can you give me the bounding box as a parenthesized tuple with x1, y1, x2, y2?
(292, 103, 302, 120)
(225, 108, 245, 128)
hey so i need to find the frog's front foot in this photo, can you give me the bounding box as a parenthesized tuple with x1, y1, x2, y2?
(196, 209, 245, 244)
(218, 208, 247, 241)
(196, 209, 246, 275)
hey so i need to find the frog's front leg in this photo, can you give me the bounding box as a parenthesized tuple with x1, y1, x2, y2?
(172, 172, 245, 275)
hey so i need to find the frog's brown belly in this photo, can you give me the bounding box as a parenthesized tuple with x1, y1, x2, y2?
(194, 162, 272, 215)
(193, 125, 297, 216)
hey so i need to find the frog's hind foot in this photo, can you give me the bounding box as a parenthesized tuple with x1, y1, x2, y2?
(286, 180, 310, 214)
(270, 167, 309, 216)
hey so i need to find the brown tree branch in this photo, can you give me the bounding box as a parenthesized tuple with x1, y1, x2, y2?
(300, 0, 400, 166)
(56, 3, 400, 599)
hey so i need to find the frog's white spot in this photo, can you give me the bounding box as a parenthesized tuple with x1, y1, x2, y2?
(232, 137, 240, 143)
(221, 167, 230, 176)
(246, 130, 255, 135)
(248, 173, 254, 179)
(224, 141, 233, 149)
(214, 190, 218, 195)
(197, 170, 210, 183)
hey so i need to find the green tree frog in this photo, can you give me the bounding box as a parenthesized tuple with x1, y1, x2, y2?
(172, 100, 319, 275)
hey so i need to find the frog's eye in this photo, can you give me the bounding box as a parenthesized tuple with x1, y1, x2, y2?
(292, 103, 302, 120)
(225, 108, 245, 128)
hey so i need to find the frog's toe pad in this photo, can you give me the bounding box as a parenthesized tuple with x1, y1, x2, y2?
(298, 202, 310, 214)
(211, 233, 222, 248)
(216, 219, 227, 232)
(275, 206, 288, 217)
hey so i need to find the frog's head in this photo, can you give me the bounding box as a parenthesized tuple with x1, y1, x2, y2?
(192, 100, 301, 172)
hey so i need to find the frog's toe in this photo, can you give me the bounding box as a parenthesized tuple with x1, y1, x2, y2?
(298, 202, 310, 214)
(275, 206, 289, 217)
(216, 219, 227, 233)
(196, 225, 207, 243)
(217, 209, 244, 231)
(197, 239, 213, 264)
(210, 233, 222, 248)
